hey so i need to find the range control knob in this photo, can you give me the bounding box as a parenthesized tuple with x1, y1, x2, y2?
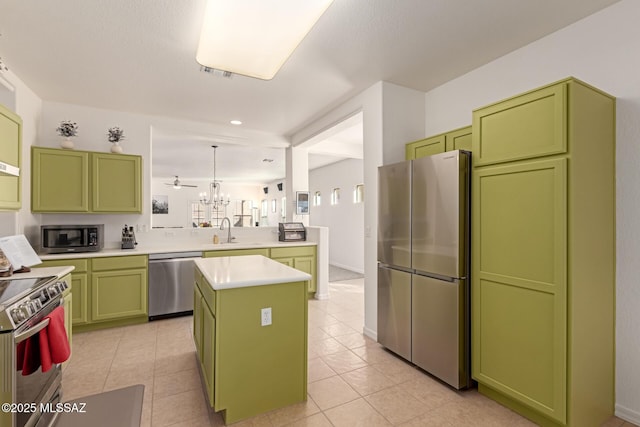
(11, 308, 26, 323)
(48, 285, 59, 297)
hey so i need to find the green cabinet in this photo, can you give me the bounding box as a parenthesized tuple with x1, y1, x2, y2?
(59, 273, 73, 352)
(205, 245, 317, 295)
(204, 248, 270, 258)
(31, 146, 142, 213)
(271, 246, 317, 294)
(193, 265, 307, 424)
(90, 256, 147, 322)
(40, 255, 148, 332)
(405, 125, 471, 160)
(471, 78, 615, 427)
(0, 103, 22, 210)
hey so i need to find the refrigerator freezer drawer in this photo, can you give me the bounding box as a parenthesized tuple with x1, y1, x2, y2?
(377, 265, 412, 361)
(412, 275, 470, 389)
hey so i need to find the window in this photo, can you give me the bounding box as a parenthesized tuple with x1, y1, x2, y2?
(313, 191, 321, 206)
(191, 202, 205, 227)
(261, 199, 268, 217)
(281, 197, 286, 221)
(272, 199, 277, 213)
(331, 188, 340, 205)
(353, 184, 364, 203)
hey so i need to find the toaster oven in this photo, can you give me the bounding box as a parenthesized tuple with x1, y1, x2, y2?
(278, 222, 306, 242)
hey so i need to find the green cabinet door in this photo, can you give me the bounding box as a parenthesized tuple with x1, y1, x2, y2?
(472, 84, 566, 166)
(91, 268, 148, 321)
(293, 256, 316, 293)
(31, 147, 89, 212)
(194, 284, 203, 358)
(405, 134, 445, 160)
(445, 126, 472, 152)
(70, 273, 88, 325)
(472, 158, 567, 423)
(91, 152, 142, 212)
(271, 246, 317, 294)
(201, 300, 216, 407)
(204, 248, 270, 257)
(0, 103, 22, 210)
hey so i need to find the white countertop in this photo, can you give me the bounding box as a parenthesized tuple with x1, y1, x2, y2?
(195, 255, 311, 290)
(9, 265, 75, 279)
(39, 241, 316, 260)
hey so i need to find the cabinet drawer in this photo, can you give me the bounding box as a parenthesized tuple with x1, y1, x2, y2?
(473, 83, 567, 166)
(92, 255, 147, 271)
(270, 245, 315, 258)
(195, 268, 216, 314)
(40, 258, 89, 273)
(204, 248, 270, 257)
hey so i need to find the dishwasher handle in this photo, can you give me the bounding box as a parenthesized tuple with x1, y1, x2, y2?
(149, 251, 202, 261)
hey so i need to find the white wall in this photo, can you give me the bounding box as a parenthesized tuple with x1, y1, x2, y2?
(150, 178, 263, 229)
(309, 158, 364, 273)
(421, 0, 640, 421)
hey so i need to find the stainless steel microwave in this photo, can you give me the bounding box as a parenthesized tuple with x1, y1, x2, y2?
(41, 224, 104, 253)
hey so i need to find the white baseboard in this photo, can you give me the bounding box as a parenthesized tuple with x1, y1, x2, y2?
(330, 261, 365, 274)
(363, 325, 377, 341)
(616, 403, 640, 425)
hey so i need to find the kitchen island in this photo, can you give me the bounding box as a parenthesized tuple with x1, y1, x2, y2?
(193, 255, 310, 424)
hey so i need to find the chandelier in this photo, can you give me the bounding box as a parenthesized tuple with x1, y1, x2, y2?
(199, 145, 230, 210)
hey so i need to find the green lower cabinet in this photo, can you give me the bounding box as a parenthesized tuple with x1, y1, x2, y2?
(204, 248, 270, 257)
(39, 255, 148, 332)
(70, 273, 88, 325)
(205, 245, 317, 295)
(270, 246, 317, 294)
(91, 268, 148, 321)
(193, 285, 203, 357)
(194, 269, 307, 424)
(201, 300, 216, 407)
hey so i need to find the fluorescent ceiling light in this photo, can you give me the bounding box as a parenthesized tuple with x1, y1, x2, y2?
(196, 0, 334, 80)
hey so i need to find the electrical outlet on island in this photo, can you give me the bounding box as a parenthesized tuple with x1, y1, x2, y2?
(261, 307, 272, 326)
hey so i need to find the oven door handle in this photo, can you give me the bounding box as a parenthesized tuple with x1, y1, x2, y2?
(15, 317, 50, 343)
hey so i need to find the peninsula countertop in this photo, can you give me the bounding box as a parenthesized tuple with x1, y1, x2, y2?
(39, 241, 317, 260)
(194, 255, 312, 290)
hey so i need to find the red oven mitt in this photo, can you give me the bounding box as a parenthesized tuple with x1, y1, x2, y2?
(38, 306, 71, 372)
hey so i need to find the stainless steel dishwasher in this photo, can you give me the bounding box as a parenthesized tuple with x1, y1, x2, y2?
(148, 251, 202, 320)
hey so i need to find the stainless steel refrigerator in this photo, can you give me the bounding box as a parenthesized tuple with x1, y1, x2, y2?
(377, 149, 470, 389)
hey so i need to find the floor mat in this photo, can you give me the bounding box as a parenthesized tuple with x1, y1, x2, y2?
(55, 384, 144, 427)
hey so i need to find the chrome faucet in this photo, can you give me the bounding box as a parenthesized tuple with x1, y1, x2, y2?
(220, 217, 233, 243)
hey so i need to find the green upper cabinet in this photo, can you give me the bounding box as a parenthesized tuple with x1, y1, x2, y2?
(91, 152, 142, 212)
(471, 78, 615, 427)
(31, 146, 142, 213)
(405, 126, 472, 160)
(445, 126, 472, 152)
(406, 134, 445, 159)
(472, 84, 566, 166)
(32, 147, 90, 212)
(0, 103, 22, 210)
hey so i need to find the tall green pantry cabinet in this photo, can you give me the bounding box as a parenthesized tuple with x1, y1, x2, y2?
(0, 103, 22, 210)
(471, 78, 615, 426)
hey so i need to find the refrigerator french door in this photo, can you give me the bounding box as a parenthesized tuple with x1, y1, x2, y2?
(378, 150, 471, 389)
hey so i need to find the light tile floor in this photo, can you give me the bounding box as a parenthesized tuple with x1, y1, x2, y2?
(62, 278, 636, 427)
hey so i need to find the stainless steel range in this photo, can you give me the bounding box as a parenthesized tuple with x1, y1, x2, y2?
(0, 275, 69, 427)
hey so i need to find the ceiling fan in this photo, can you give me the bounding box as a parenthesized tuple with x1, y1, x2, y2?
(164, 176, 197, 189)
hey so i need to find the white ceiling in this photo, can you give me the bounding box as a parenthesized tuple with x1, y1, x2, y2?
(0, 0, 620, 182)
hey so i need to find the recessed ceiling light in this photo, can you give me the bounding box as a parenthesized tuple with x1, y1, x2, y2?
(230, 120, 242, 125)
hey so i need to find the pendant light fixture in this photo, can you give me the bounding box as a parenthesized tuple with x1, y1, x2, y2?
(199, 145, 230, 210)
(196, 0, 334, 80)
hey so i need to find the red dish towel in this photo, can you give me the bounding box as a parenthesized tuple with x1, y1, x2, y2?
(38, 306, 71, 372)
(16, 335, 41, 375)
